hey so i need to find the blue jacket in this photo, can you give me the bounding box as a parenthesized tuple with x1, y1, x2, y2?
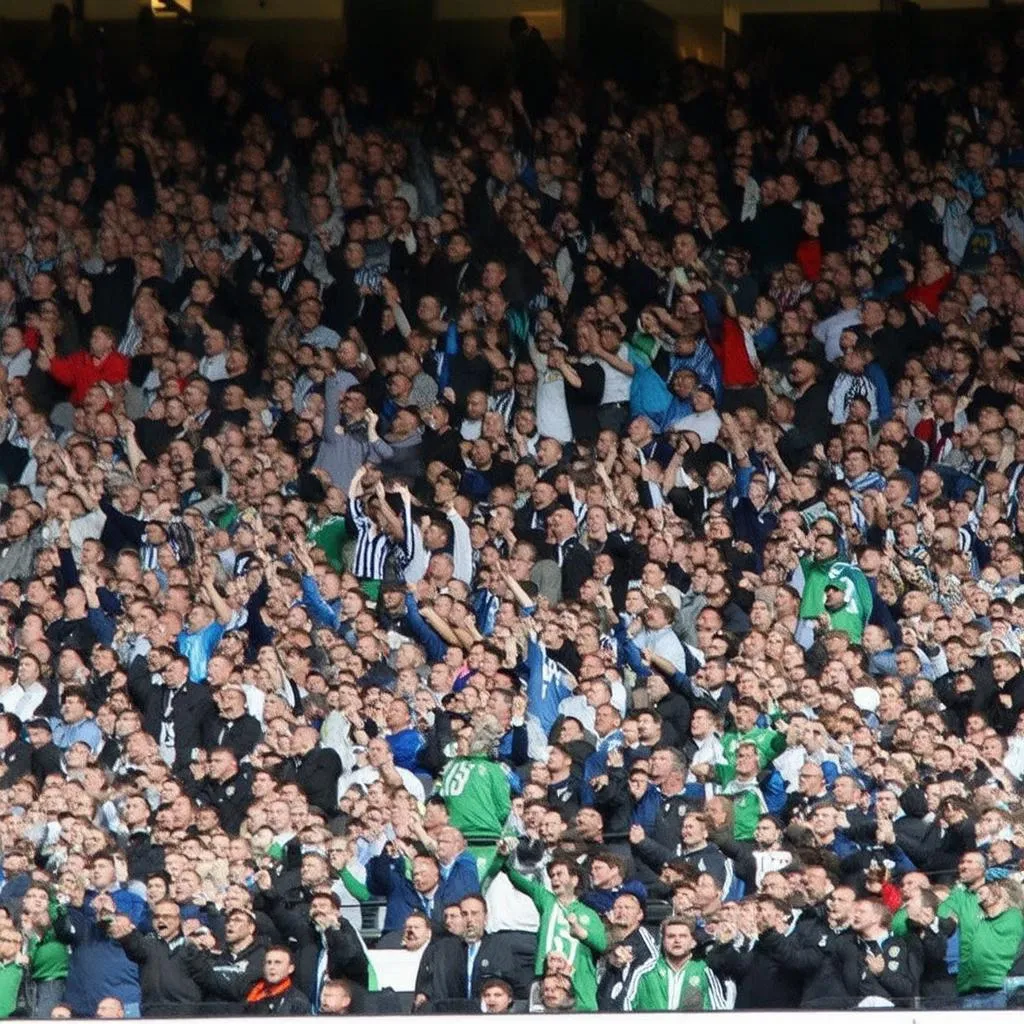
(403, 594, 448, 662)
(366, 852, 480, 933)
(579, 879, 648, 916)
(300, 573, 342, 630)
(761, 769, 789, 815)
(57, 888, 150, 1015)
(387, 728, 426, 772)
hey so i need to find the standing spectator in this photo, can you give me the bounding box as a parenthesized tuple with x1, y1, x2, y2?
(625, 917, 726, 1010)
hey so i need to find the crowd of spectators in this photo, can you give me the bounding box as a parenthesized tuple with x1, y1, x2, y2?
(3, 3, 1024, 1016)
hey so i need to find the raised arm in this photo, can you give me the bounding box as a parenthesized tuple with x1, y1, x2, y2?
(200, 563, 234, 625)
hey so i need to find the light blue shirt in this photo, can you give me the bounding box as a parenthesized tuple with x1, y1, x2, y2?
(466, 941, 481, 998)
(49, 716, 103, 753)
(177, 621, 225, 683)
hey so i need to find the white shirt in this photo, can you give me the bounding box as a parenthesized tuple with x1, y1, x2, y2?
(332, 861, 368, 931)
(686, 733, 724, 783)
(0, 684, 25, 715)
(1, 349, 31, 380)
(634, 625, 687, 673)
(483, 871, 540, 933)
(41, 507, 106, 564)
(242, 685, 265, 724)
(338, 765, 426, 802)
(773, 746, 807, 792)
(13, 683, 46, 722)
(1006, 736, 1024, 780)
(199, 352, 228, 382)
(668, 408, 721, 443)
(600, 344, 633, 404)
(460, 418, 483, 441)
(813, 307, 861, 363)
(827, 372, 879, 425)
(528, 344, 574, 444)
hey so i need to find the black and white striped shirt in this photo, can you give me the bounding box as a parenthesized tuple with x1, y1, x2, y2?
(489, 389, 516, 428)
(349, 497, 389, 581)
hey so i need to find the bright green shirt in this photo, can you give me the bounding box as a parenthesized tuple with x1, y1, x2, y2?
(504, 865, 606, 1011)
(437, 756, 512, 843)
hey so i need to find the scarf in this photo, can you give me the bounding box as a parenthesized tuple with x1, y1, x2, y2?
(246, 978, 294, 1004)
(720, 776, 769, 813)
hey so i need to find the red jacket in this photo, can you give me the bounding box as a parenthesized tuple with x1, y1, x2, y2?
(905, 270, 953, 315)
(796, 236, 823, 282)
(47, 350, 129, 406)
(710, 316, 760, 388)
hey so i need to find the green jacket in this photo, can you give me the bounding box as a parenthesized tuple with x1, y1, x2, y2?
(625, 955, 725, 1011)
(0, 961, 23, 1018)
(956, 905, 1023, 994)
(308, 515, 348, 571)
(504, 866, 606, 1011)
(437, 755, 511, 842)
(939, 885, 982, 941)
(719, 727, 785, 783)
(823, 603, 867, 643)
(27, 929, 68, 983)
(721, 785, 765, 841)
(27, 897, 69, 982)
(798, 554, 872, 629)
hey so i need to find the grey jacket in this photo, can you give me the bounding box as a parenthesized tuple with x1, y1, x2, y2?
(313, 370, 392, 492)
(0, 530, 43, 582)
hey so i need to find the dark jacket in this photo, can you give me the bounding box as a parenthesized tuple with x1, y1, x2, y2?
(31, 741, 63, 787)
(905, 917, 957, 1005)
(413, 933, 540, 1011)
(54, 890, 149, 1015)
(203, 714, 263, 761)
(555, 537, 595, 602)
(259, 889, 369, 1000)
(366, 853, 479, 933)
(649, 789, 701, 852)
(128, 675, 215, 772)
(708, 914, 825, 1010)
(193, 769, 254, 834)
(782, 790, 830, 825)
(415, 930, 537, 1007)
(119, 829, 166, 882)
(188, 940, 267, 1007)
(633, 838, 731, 891)
(0, 739, 32, 788)
(834, 933, 920, 1007)
(243, 979, 311, 1015)
(800, 927, 857, 1008)
(275, 746, 342, 817)
(119, 929, 203, 1015)
(597, 925, 658, 1011)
